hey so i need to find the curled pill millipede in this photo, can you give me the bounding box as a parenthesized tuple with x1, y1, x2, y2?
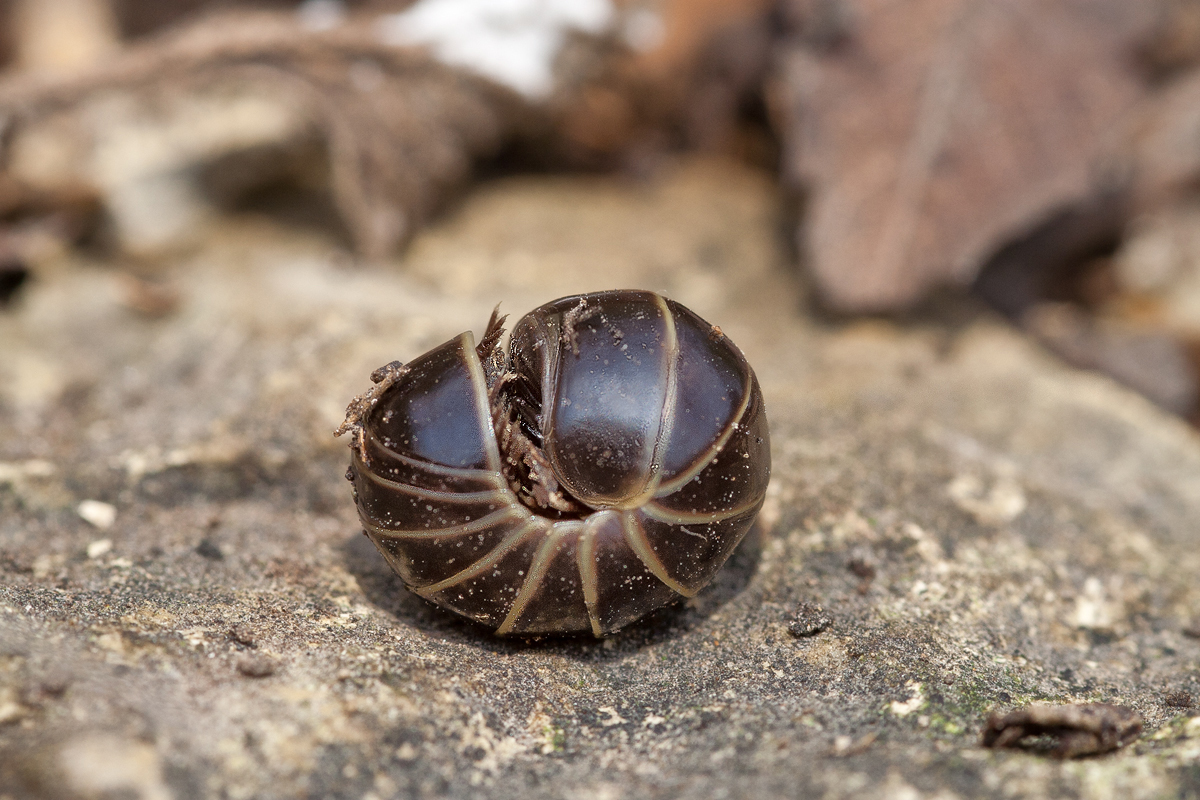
(336, 290, 770, 636)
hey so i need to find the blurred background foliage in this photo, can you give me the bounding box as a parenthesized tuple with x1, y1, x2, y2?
(4, 0, 1200, 422)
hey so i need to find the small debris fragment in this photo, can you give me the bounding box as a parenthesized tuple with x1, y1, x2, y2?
(237, 655, 277, 678)
(847, 555, 876, 581)
(0, 460, 55, 484)
(78, 500, 116, 530)
(847, 552, 876, 593)
(787, 602, 832, 638)
(118, 273, 180, 318)
(370, 360, 405, 384)
(228, 626, 257, 648)
(0, 698, 26, 725)
(195, 539, 224, 561)
(0, 258, 30, 306)
(597, 706, 627, 727)
(981, 703, 1142, 759)
(26, 672, 72, 702)
(85, 538, 113, 559)
(830, 730, 877, 757)
(946, 472, 1029, 525)
(845, 637, 869, 659)
(1164, 691, 1195, 709)
(890, 682, 925, 717)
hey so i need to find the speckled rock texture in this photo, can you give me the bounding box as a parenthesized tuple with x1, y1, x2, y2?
(1, 159, 1198, 799)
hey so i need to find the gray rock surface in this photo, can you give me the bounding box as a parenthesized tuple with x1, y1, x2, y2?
(1, 159, 1198, 799)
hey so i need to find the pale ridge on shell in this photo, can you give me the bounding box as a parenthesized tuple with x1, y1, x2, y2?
(496, 525, 579, 635)
(360, 466, 506, 504)
(653, 366, 755, 497)
(621, 510, 695, 597)
(575, 519, 604, 638)
(368, 429, 501, 480)
(362, 507, 521, 539)
(641, 494, 764, 526)
(415, 516, 546, 596)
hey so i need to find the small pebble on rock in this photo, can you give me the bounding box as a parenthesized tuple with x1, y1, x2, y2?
(982, 703, 1142, 758)
(1164, 691, 1195, 708)
(195, 539, 224, 560)
(788, 602, 832, 638)
(78, 500, 116, 530)
(847, 551, 877, 581)
(237, 655, 277, 678)
(228, 626, 256, 648)
(85, 538, 112, 559)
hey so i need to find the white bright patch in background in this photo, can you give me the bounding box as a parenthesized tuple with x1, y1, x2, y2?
(621, 6, 666, 52)
(78, 500, 117, 531)
(297, 0, 347, 32)
(376, 0, 615, 99)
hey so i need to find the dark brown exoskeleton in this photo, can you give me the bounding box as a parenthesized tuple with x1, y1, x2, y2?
(336, 290, 770, 636)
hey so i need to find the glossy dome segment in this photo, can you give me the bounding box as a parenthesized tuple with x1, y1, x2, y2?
(657, 299, 750, 482)
(508, 292, 672, 508)
(366, 334, 497, 471)
(508, 291, 756, 510)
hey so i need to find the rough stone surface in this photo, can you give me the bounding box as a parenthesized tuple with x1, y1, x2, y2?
(1, 158, 1199, 799)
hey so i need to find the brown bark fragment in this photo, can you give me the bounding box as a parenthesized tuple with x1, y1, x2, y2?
(981, 703, 1142, 759)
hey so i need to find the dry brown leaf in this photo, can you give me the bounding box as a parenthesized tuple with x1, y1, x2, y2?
(776, 0, 1161, 312)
